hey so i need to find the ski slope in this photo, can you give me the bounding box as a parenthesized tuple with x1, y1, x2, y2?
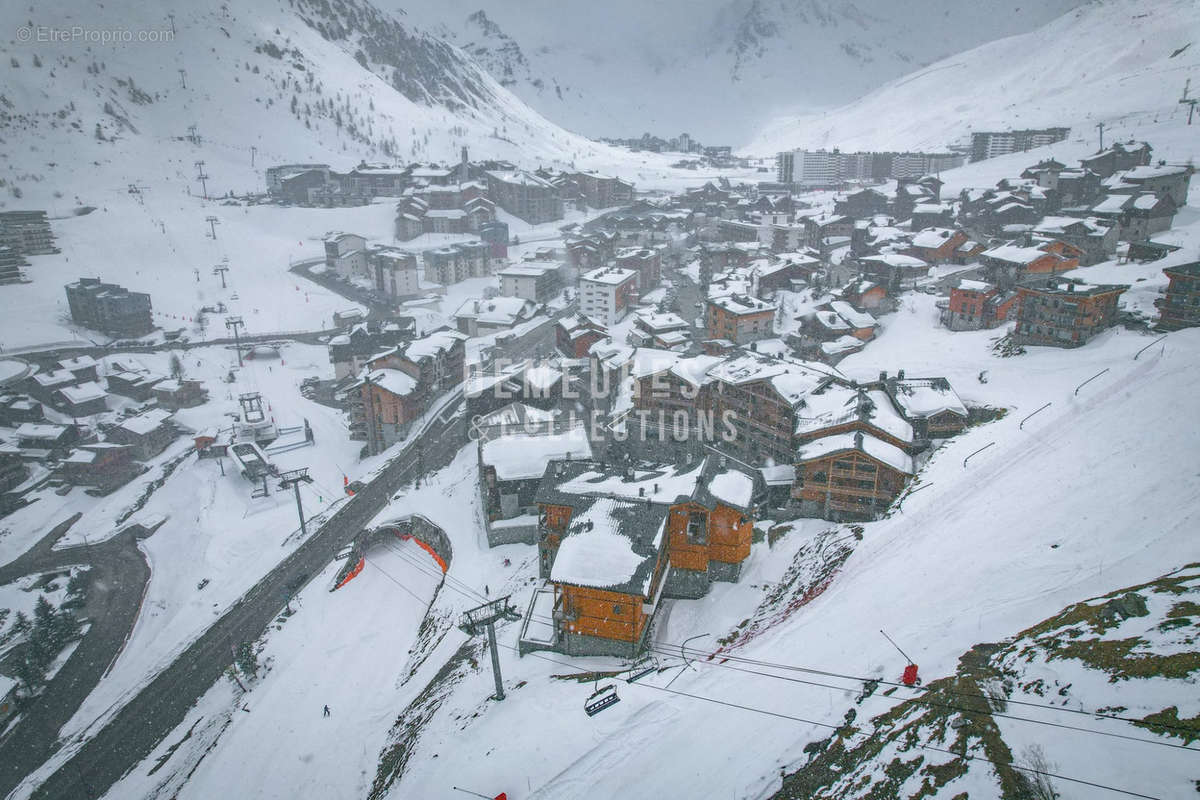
(746, 0, 1200, 154)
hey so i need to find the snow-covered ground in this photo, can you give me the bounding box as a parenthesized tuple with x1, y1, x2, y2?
(746, 0, 1200, 155)
(88, 304, 1200, 800)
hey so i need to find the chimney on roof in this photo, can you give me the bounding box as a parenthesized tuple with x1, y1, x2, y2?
(653, 483, 659, 493)
(879, 370, 887, 382)
(854, 431, 864, 449)
(1067, 283, 1075, 293)
(639, 486, 645, 497)
(897, 369, 905, 380)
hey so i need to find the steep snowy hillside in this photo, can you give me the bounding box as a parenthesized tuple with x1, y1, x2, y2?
(746, 0, 1200, 154)
(394, 0, 1081, 141)
(0, 0, 638, 210)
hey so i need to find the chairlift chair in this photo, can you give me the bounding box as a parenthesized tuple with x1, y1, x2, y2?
(626, 655, 658, 683)
(584, 683, 620, 716)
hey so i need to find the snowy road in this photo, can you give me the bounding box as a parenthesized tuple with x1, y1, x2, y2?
(0, 520, 153, 799)
(18, 405, 468, 800)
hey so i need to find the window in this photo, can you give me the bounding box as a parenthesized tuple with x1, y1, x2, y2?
(686, 511, 708, 545)
(613, 604, 623, 615)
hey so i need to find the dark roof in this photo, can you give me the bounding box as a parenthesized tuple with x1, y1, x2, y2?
(1017, 278, 1127, 298)
(1163, 261, 1200, 278)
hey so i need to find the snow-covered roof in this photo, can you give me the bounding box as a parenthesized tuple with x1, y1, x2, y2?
(482, 427, 593, 482)
(455, 296, 537, 326)
(15, 422, 68, 439)
(828, 301, 876, 329)
(116, 408, 173, 435)
(32, 369, 75, 388)
(861, 253, 928, 269)
(498, 263, 558, 278)
(58, 355, 98, 371)
(635, 310, 688, 332)
(1123, 164, 1190, 180)
(403, 330, 467, 360)
(1132, 193, 1166, 210)
(708, 468, 755, 509)
(708, 293, 776, 315)
(982, 244, 1050, 265)
(890, 379, 967, 420)
(486, 169, 556, 188)
(910, 228, 958, 249)
(545, 459, 708, 506)
(796, 386, 912, 443)
(1035, 216, 1107, 235)
(956, 279, 994, 292)
(550, 497, 666, 596)
(708, 354, 836, 406)
(581, 266, 637, 286)
(760, 464, 795, 486)
(1092, 194, 1134, 214)
(58, 381, 107, 404)
(669, 354, 724, 387)
(820, 336, 866, 356)
(797, 431, 914, 474)
(366, 368, 418, 397)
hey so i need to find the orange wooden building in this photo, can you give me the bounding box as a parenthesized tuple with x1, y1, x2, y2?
(793, 430, 914, 520)
(523, 456, 760, 657)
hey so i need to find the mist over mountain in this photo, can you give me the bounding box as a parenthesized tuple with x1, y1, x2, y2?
(392, 0, 1084, 142)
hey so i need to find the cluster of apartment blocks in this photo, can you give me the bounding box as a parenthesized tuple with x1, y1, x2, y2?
(775, 148, 965, 188)
(64, 278, 154, 337)
(269, 151, 631, 224)
(1, 211, 58, 284)
(970, 127, 1071, 162)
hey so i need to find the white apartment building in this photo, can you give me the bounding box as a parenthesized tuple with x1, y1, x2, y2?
(578, 266, 638, 327)
(498, 262, 564, 303)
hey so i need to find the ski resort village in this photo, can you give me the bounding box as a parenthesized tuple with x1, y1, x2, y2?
(0, 0, 1198, 798)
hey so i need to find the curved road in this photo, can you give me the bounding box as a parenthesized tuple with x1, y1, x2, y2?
(4, 280, 559, 800)
(17, 398, 467, 800)
(0, 518, 153, 799)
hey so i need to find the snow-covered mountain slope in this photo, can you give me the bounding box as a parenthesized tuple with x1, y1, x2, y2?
(86, 121, 1200, 800)
(0, 0, 653, 212)
(746, 0, 1200, 154)
(776, 564, 1200, 798)
(0, 0, 736, 351)
(393, 0, 1081, 142)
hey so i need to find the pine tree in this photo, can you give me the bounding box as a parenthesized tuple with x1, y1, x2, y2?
(15, 652, 44, 693)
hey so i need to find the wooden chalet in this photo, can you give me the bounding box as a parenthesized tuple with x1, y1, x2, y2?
(55, 381, 108, 417)
(522, 457, 761, 657)
(105, 367, 166, 402)
(61, 443, 140, 493)
(153, 378, 209, 410)
(882, 375, 969, 439)
(942, 279, 1017, 331)
(1013, 278, 1127, 348)
(0, 394, 44, 427)
(556, 314, 609, 358)
(793, 430, 914, 520)
(106, 409, 175, 461)
(1156, 261, 1200, 331)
